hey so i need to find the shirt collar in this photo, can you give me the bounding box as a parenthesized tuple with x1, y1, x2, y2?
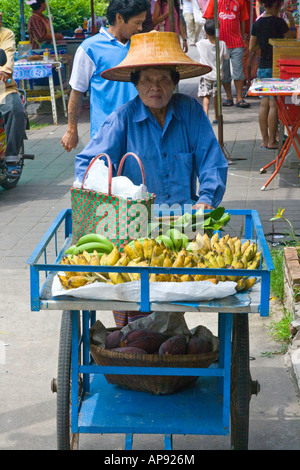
(100, 27, 129, 46)
(134, 95, 182, 125)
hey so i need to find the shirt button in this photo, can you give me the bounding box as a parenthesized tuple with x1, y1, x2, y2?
(166, 174, 169, 178)
(163, 153, 167, 157)
(167, 194, 170, 198)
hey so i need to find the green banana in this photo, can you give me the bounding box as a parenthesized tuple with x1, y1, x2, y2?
(65, 244, 76, 254)
(166, 228, 183, 251)
(155, 235, 174, 250)
(181, 233, 189, 248)
(73, 242, 113, 255)
(75, 233, 114, 251)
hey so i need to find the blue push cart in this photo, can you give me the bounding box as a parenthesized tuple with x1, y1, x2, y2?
(27, 208, 274, 450)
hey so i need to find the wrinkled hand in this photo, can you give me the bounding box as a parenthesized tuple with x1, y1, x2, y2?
(0, 71, 10, 83)
(61, 128, 79, 152)
(192, 202, 214, 211)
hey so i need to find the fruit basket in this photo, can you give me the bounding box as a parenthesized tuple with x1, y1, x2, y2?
(90, 344, 219, 395)
(90, 325, 219, 395)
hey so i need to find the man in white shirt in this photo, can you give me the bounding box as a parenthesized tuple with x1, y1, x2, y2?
(61, 0, 148, 152)
(182, 0, 203, 45)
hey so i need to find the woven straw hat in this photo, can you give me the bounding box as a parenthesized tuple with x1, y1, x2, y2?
(101, 30, 211, 82)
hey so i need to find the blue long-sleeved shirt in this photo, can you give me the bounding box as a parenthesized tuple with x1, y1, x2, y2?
(75, 93, 228, 208)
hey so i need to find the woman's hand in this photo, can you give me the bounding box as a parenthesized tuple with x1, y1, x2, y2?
(192, 202, 214, 210)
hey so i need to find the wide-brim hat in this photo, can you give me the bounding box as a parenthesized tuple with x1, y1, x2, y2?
(101, 31, 211, 82)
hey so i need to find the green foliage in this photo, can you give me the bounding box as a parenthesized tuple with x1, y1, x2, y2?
(270, 248, 284, 302)
(269, 309, 293, 345)
(1, 0, 109, 41)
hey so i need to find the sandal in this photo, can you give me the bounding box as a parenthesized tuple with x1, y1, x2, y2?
(236, 99, 250, 108)
(222, 99, 234, 107)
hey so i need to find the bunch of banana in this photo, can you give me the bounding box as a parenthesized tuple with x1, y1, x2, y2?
(59, 233, 259, 293)
(59, 250, 108, 290)
(127, 228, 189, 253)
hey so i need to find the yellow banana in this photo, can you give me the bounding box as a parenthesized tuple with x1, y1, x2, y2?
(243, 277, 256, 290)
(195, 233, 204, 249)
(172, 253, 185, 267)
(108, 272, 128, 284)
(213, 242, 224, 254)
(227, 238, 235, 253)
(67, 275, 90, 288)
(234, 239, 241, 254)
(163, 255, 173, 267)
(234, 260, 245, 270)
(243, 243, 256, 262)
(104, 246, 120, 266)
(247, 259, 260, 270)
(183, 255, 193, 267)
(180, 274, 193, 282)
(90, 250, 100, 265)
(133, 239, 144, 259)
(216, 254, 226, 268)
(210, 232, 219, 248)
(77, 253, 89, 265)
(241, 239, 250, 255)
(58, 274, 69, 289)
(223, 244, 233, 265)
(144, 238, 156, 259)
(150, 256, 162, 267)
(156, 273, 171, 282)
(116, 254, 129, 266)
(123, 244, 137, 260)
(203, 233, 211, 251)
(100, 253, 107, 265)
(235, 279, 246, 291)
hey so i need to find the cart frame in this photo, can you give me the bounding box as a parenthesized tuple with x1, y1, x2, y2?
(27, 208, 274, 450)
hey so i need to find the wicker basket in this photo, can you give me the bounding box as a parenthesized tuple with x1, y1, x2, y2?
(90, 342, 219, 395)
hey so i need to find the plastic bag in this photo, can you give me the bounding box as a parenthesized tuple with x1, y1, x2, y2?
(74, 158, 148, 199)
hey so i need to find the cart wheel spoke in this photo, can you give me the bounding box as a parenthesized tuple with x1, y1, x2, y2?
(56, 310, 81, 450)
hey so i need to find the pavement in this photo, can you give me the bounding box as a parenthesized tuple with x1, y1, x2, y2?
(0, 45, 300, 450)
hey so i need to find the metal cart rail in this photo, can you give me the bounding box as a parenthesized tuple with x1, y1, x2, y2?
(27, 208, 274, 450)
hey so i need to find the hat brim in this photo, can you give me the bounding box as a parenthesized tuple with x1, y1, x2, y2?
(101, 62, 212, 82)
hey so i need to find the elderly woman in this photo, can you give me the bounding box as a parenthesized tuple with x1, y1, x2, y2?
(75, 31, 228, 211)
(75, 31, 228, 327)
(27, 0, 64, 50)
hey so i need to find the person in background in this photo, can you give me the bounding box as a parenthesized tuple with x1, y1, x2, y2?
(182, 0, 201, 46)
(197, 19, 229, 123)
(142, 0, 154, 32)
(61, 0, 148, 152)
(27, 0, 64, 50)
(0, 12, 26, 179)
(203, 0, 251, 108)
(250, 0, 296, 149)
(153, 0, 188, 51)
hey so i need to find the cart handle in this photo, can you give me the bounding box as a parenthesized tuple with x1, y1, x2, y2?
(117, 152, 146, 186)
(81, 153, 113, 195)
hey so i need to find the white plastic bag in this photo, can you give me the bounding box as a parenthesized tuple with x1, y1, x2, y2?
(76, 158, 148, 199)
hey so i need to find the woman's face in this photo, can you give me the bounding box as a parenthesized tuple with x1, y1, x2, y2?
(136, 68, 176, 110)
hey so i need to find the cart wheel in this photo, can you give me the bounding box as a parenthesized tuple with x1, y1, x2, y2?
(230, 313, 259, 450)
(56, 310, 81, 450)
